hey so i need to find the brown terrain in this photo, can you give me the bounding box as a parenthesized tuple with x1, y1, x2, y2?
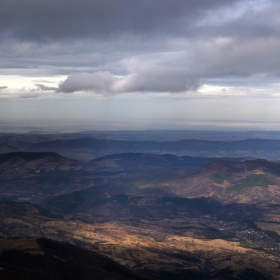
(0, 203, 279, 280)
(2, 149, 280, 279)
(119, 159, 280, 204)
(0, 237, 147, 280)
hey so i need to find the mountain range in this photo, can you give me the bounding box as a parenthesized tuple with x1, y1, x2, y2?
(2, 147, 280, 279)
(3, 133, 280, 160)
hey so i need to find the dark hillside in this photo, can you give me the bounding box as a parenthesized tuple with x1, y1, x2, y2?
(87, 152, 244, 171)
(0, 238, 146, 280)
(0, 152, 66, 162)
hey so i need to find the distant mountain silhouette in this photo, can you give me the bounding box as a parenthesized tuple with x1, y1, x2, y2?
(31, 137, 280, 160)
(33, 137, 280, 152)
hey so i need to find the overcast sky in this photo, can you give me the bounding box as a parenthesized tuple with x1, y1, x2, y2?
(1, 0, 280, 131)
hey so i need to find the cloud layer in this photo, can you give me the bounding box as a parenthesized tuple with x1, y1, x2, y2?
(1, 0, 280, 97)
(0, 0, 236, 41)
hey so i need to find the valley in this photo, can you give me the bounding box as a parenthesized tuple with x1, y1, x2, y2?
(3, 0, 280, 278)
(1, 200, 280, 279)
(2, 131, 280, 279)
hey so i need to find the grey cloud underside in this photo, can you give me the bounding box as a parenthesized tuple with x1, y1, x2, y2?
(2, 0, 280, 95)
(35, 84, 58, 91)
(58, 37, 280, 94)
(58, 71, 200, 94)
(0, 0, 237, 41)
(20, 93, 42, 99)
(0, 86, 8, 91)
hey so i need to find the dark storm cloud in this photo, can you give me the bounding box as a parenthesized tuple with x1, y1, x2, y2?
(0, 0, 237, 41)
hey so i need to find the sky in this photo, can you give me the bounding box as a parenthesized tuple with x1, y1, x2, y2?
(1, 0, 280, 131)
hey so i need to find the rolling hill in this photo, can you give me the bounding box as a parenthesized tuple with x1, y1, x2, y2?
(112, 159, 280, 204)
(85, 152, 244, 172)
(0, 151, 245, 203)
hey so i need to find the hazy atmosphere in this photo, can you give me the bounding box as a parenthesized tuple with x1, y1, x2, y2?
(3, 2, 280, 278)
(1, 0, 280, 131)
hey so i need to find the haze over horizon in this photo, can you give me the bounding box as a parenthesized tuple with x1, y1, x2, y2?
(1, 0, 280, 131)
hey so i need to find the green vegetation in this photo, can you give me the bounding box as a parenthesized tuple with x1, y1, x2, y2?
(45, 186, 104, 213)
(210, 173, 233, 184)
(239, 241, 251, 248)
(154, 238, 165, 242)
(73, 239, 90, 247)
(228, 174, 276, 191)
(171, 253, 201, 263)
(254, 247, 265, 251)
(46, 190, 86, 213)
(37, 208, 64, 220)
(113, 176, 175, 195)
(93, 194, 129, 205)
(265, 230, 280, 243)
(140, 187, 159, 194)
(204, 227, 235, 239)
(113, 184, 136, 193)
(160, 197, 219, 214)
(138, 185, 175, 195)
(0, 201, 64, 220)
(130, 179, 152, 186)
(244, 220, 260, 231)
(121, 174, 156, 187)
